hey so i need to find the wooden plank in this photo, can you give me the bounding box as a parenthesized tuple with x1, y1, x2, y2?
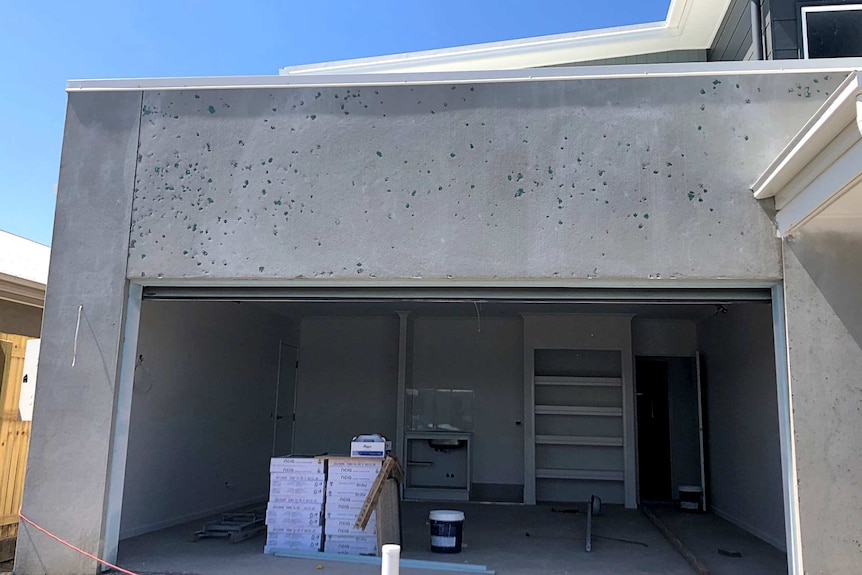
(642, 506, 710, 575)
(4, 429, 23, 521)
(354, 456, 398, 530)
(13, 425, 30, 517)
(375, 478, 401, 555)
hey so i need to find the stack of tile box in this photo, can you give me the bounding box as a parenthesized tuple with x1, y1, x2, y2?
(323, 457, 383, 555)
(265, 456, 326, 554)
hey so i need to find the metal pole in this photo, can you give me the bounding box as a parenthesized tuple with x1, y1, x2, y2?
(381, 544, 401, 575)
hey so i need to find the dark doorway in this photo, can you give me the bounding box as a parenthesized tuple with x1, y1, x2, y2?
(636, 358, 672, 502)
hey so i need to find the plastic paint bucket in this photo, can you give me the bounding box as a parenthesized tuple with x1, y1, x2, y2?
(679, 486, 703, 512)
(429, 510, 465, 553)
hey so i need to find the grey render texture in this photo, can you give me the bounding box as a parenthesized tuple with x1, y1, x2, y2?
(14, 62, 862, 575)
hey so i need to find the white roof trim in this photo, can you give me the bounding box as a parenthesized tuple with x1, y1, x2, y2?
(67, 58, 862, 92)
(0, 230, 49, 308)
(752, 71, 862, 236)
(279, 0, 732, 75)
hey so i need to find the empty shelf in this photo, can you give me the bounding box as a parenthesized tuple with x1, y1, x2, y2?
(535, 435, 623, 447)
(534, 376, 622, 387)
(534, 405, 623, 417)
(535, 468, 624, 481)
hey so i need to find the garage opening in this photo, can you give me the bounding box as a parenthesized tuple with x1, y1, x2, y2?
(113, 287, 790, 575)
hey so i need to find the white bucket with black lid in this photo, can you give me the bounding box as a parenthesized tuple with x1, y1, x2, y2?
(429, 510, 465, 553)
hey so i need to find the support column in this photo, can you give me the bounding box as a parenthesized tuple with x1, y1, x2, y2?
(15, 91, 141, 575)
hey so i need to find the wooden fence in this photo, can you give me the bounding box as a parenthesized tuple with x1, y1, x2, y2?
(0, 333, 31, 561)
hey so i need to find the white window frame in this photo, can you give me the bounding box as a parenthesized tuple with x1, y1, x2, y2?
(801, 3, 862, 59)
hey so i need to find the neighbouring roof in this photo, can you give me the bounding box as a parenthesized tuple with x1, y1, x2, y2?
(279, 0, 732, 75)
(0, 230, 50, 308)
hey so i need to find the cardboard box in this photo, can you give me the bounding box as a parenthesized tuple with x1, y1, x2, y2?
(270, 457, 325, 473)
(267, 525, 324, 536)
(326, 486, 372, 500)
(265, 510, 322, 527)
(324, 500, 366, 513)
(264, 541, 322, 555)
(327, 458, 384, 472)
(269, 493, 325, 504)
(269, 486, 325, 499)
(267, 501, 323, 513)
(324, 534, 378, 555)
(349, 440, 392, 458)
(269, 479, 326, 491)
(269, 472, 325, 483)
(324, 512, 374, 525)
(328, 470, 379, 483)
(323, 513, 376, 536)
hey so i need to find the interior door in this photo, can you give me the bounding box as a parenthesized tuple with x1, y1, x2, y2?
(272, 343, 298, 456)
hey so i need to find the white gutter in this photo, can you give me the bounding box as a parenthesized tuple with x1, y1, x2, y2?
(751, 72, 862, 236)
(278, 0, 731, 75)
(66, 58, 862, 92)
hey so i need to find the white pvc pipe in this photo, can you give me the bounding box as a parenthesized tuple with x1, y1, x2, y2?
(381, 544, 401, 575)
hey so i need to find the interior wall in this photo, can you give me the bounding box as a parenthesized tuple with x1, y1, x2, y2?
(120, 301, 291, 538)
(411, 316, 524, 499)
(632, 319, 697, 357)
(697, 303, 786, 550)
(294, 316, 399, 456)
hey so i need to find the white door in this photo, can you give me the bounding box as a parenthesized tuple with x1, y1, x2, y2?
(272, 343, 298, 456)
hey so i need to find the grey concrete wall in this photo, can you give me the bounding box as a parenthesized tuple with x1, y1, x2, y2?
(16, 92, 141, 575)
(411, 317, 524, 490)
(21, 68, 857, 574)
(293, 316, 399, 455)
(0, 299, 42, 338)
(120, 301, 288, 538)
(125, 73, 845, 284)
(697, 303, 786, 550)
(632, 319, 697, 357)
(783, 231, 862, 574)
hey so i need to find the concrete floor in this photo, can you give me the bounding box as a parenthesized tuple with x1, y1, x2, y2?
(649, 506, 788, 575)
(115, 502, 786, 575)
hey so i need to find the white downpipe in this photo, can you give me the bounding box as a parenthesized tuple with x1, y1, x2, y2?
(381, 544, 401, 575)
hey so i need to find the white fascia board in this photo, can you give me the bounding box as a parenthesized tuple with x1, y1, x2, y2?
(67, 58, 862, 93)
(751, 72, 862, 236)
(0, 273, 46, 308)
(279, 0, 731, 75)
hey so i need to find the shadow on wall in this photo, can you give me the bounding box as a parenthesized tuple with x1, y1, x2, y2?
(787, 228, 862, 349)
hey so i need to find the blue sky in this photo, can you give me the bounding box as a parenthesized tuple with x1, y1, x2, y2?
(0, 0, 670, 246)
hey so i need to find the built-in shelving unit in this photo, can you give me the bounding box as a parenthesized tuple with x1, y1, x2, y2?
(532, 348, 625, 504)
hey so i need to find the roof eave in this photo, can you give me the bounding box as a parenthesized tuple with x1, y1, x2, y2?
(752, 71, 862, 236)
(279, 0, 732, 76)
